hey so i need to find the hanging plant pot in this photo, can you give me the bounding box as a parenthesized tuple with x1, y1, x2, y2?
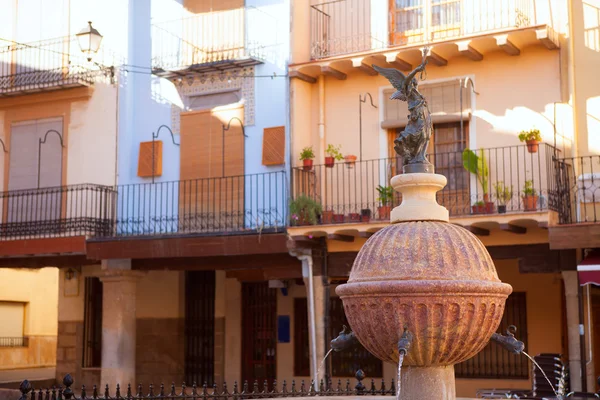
(325, 157, 335, 168)
(526, 140, 539, 153)
(345, 155, 357, 169)
(303, 159, 314, 171)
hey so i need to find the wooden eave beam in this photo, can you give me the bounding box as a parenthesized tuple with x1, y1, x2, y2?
(328, 233, 355, 242)
(289, 70, 317, 84)
(499, 223, 527, 234)
(426, 50, 447, 66)
(321, 66, 347, 80)
(536, 28, 559, 50)
(463, 225, 490, 236)
(383, 52, 412, 71)
(495, 34, 520, 56)
(457, 41, 483, 61)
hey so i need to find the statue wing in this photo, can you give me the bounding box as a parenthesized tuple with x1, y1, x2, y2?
(372, 65, 407, 91)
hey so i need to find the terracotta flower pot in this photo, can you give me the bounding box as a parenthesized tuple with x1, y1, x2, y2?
(322, 210, 334, 224)
(325, 157, 335, 168)
(472, 204, 485, 214)
(526, 139, 539, 153)
(360, 209, 372, 223)
(485, 202, 495, 214)
(522, 195, 538, 211)
(378, 205, 391, 220)
(498, 205, 507, 214)
(345, 155, 357, 169)
(348, 213, 360, 223)
(302, 159, 314, 171)
(333, 214, 345, 223)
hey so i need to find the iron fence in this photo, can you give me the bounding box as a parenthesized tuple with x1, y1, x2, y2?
(551, 155, 600, 224)
(18, 372, 395, 400)
(151, 7, 277, 72)
(310, 0, 538, 59)
(292, 144, 556, 224)
(0, 336, 28, 347)
(0, 36, 117, 95)
(113, 171, 287, 236)
(0, 183, 116, 240)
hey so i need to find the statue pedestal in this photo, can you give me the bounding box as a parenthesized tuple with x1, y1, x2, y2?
(390, 173, 449, 223)
(400, 366, 456, 400)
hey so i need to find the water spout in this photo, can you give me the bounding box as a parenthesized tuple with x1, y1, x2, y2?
(490, 325, 525, 354)
(331, 325, 359, 352)
(398, 327, 413, 356)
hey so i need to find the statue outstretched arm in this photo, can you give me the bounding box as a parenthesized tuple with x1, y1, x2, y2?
(402, 60, 428, 91)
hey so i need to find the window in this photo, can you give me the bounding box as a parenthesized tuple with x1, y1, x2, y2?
(455, 292, 529, 379)
(294, 297, 383, 378)
(0, 301, 26, 347)
(82, 277, 103, 368)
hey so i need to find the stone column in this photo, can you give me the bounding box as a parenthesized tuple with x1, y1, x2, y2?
(99, 260, 144, 388)
(562, 270, 583, 392)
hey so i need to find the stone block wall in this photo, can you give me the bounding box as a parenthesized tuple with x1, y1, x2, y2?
(214, 317, 225, 386)
(56, 321, 100, 389)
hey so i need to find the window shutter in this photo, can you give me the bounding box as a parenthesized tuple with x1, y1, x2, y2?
(137, 140, 163, 178)
(262, 126, 285, 166)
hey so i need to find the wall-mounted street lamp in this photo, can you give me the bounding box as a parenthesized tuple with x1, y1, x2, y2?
(76, 21, 103, 62)
(221, 117, 247, 176)
(151, 125, 180, 183)
(38, 130, 65, 189)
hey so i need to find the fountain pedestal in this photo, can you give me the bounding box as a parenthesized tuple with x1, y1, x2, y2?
(336, 173, 512, 400)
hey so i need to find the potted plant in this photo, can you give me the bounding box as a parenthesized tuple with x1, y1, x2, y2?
(462, 149, 493, 208)
(289, 195, 322, 226)
(360, 209, 372, 223)
(472, 201, 486, 214)
(377, 185, 394, 220)
(494, 181, 513, 214)
(300, 146, 315, 171)
(518, 129, 542, 153)
(325, 144, 344, 168)
(348, 212, 361, 222)
(522, 180, 538, 211)
(333, 213, 345, 223)
(345, 154, 358, 169)
(322, 209, 334, 224)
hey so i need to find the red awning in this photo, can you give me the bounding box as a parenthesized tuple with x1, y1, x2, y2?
(578, 250, 600, 286)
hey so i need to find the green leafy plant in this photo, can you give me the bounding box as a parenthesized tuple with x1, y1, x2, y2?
(289, 195, 322, 225)
(473, 200, 485, 206)
(299, 146, 315, 161)
(493, 181, 513, 205)
(522, 180, 537, 197)
(518, 129, 542, 142)
(462, 149, 489, 196)
(326, 144, 344, 161)
(376, 185, 395, 206)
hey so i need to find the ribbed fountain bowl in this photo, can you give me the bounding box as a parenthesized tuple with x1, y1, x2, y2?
(336, 221, 512, 367)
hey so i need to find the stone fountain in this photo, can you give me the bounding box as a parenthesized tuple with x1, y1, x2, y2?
(334, 53, 514, 400)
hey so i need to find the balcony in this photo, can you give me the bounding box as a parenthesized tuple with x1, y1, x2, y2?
(0, 183, 115, 241)
(152, 6, 277, 78)
(0, 36, 116, 97)
(291, 144, 555, 235)
(111, 171, 287, 237)
(309, 0, 551, 60)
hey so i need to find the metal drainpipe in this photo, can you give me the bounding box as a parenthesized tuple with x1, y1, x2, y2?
(319, 76, 325, 163)
(299, 254, 318, 388)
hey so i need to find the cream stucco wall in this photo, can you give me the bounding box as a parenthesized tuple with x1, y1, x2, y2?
(0, 267, 58, 372)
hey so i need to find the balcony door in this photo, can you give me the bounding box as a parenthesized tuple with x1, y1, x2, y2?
(179, 104, 245, 232)
(6, 118, 63, 231)
(389, 0, 462, 45)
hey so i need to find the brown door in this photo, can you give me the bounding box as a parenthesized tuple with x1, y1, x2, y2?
(179, 106, 245, 232)
(242, 282, 277, 382)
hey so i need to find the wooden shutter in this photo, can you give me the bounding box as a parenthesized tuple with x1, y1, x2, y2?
(262, 126, 285, 166)
(179, 106, 245, 232)
(137, 140, 163, 178)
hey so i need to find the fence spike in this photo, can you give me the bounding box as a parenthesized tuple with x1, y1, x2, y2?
(262, 379, 268, 394)
(62, 375, 73, 400)
(222, 382, 229, 396)
(92, 386, 98, 399)
(201, 383, 208, 399)
(290, 380, 296, 394)
(390, 378, 395, 396)
(232, 382, 238, 396)
(271, 379, 277, 394)
(116, 384, 121, 399)
(300, 380, 306, 395)
(147, 384, 152, 398)
(181, 383, 186, 397)
(103, 384, 109, 400)
(242, 381, 248, 395)
(57, 387, 63, 400)
(18, 380, 32, 400)
(191, 383, 197, 398)
(170, 383, 176, 397)
(159, 384, 165, 398)
(252, 380, 258, 395)
(211, 383, 217, 397)
(281, 380, 287, 394)
(380, 378, 386, 394)
(336, 379, 341, 393)
(81, 385, 87, 400)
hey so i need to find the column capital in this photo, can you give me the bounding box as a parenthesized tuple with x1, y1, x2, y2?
(99, 269, 145, 283)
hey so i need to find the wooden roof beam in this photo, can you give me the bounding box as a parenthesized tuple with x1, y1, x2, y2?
(321, 65, 347, 80)
(457, 40, 483, 61)
(383, 52, 412, 71)
(289, 70, 317, 84)
(536, 28, 559, 50)
(351, 58, 378, 76)
(495, 34, 520, 56)
(328, 233, 355, 242)
(499, 223, 527, 234)
(424, 49, 447, 66)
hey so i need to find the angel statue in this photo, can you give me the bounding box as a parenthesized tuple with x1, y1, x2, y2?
(373, 51, 433, 173)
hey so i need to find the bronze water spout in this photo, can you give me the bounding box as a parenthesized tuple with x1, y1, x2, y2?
(331, 325, 359, 352)
(490, 325, 525, 354)
(398, 328, 413, 356)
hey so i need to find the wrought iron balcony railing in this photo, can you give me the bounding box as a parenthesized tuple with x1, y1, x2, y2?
(152, 6, 277, 74)
(551, 155, 600, 224)
(292, 144, 556, 225)
(310, 0, 538, 59)
(112, 171, 287, 237)
(0, 36, 117, 96)
(0, 183, 116, 240)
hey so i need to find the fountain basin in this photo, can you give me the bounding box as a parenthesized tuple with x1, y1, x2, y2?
(336, 221, 512, 367)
